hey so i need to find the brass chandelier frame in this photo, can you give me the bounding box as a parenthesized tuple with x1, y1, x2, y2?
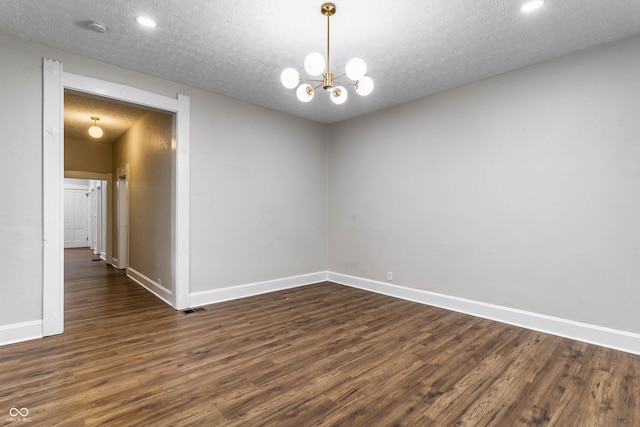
(281, 2, 374, 103)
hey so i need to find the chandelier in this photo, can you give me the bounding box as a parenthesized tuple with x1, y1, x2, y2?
(280, 3, 374, 105)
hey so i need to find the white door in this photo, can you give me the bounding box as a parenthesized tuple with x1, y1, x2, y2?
(64, 189, 89, 248)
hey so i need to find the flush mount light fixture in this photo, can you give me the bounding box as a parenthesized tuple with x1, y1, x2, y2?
(88, 116, 103, 138)
(521, 0, 546, 13)
(281, 3, 374, 104)
(135, 15, 157, 28)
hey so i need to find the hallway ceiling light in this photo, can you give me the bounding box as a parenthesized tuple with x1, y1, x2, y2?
(135, 15, 157, 28)
(88, 116, 103, 138)
(281, 3, 374, 105)
(521, 0, 546, 13)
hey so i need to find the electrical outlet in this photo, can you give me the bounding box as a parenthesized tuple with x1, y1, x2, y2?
(387, 272, 393, 281)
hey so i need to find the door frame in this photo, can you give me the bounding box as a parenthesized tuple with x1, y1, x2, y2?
(43, 58, 191, 336)
(116, 167, 129, 270)
(88, 184, 95, 252)
(65, 172, 113, 261)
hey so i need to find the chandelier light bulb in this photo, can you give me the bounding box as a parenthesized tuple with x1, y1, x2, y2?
(281, 68, 300, 89)
(296, 84, 315, 102)
(346, 58, 367, 80)
(304, 52, 325, 76)
(355, 76, 374, 96)
(330, 86, 348, 105)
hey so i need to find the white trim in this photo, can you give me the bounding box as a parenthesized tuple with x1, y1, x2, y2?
(42, 58, 65, 337)
(189, 272, 328, 307)
(63, 183, 90, 191)
(63, 73, 178, 112)
(42, 62, 191, 332)
(128, 267, 173, 306)
(174, 94, 190, 310)
(0, 321, 43, 346)
(116, 167, 129, 271)
(328, 272, 640, 356)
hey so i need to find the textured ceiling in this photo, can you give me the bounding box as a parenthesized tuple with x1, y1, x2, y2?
(64, 92, 150, 144)
(2, 0, 640, 124)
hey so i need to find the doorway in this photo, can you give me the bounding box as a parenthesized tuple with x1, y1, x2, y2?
(43, 59, 191, 336)
(116, 172, 128, 270)
(63, 177, 108, 254)
(94, 179, 108, 260)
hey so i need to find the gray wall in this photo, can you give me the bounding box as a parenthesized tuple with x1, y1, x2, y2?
(328, 34, 640, 334)
(0, 32, 328, 328)
(190, 99, 328, 291)
(0, 34, 44, 326)
(3, 27, 640, 338)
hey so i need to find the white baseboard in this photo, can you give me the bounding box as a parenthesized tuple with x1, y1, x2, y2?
(128, 267, 174, 307)
(5, 271, 637, 355)
(189, 271, 327, 307)
(110, 257, 118, 268)
(0, 320, 43, 347)
(328, 272, 640, 356)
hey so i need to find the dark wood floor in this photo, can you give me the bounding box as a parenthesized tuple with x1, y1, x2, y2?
(1, 248, 638, 426)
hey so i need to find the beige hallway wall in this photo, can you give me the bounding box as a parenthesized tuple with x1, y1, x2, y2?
(113, 111, 173, 292)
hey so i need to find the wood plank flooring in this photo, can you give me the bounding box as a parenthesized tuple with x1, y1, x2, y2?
(1, 248, 639, 426)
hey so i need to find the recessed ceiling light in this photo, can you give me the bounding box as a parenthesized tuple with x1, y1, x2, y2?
(521, 0, 546, 13)
(135, 15, 157, 28)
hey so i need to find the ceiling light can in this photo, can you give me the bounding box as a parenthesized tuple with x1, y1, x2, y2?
(521, 0, 545, 13)
(135, 15, 157, 28)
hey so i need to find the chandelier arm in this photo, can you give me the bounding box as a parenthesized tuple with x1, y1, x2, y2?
(283, 4, 373, 104)
(333, 75, 355, 87)
(327, 8, 331, 75)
